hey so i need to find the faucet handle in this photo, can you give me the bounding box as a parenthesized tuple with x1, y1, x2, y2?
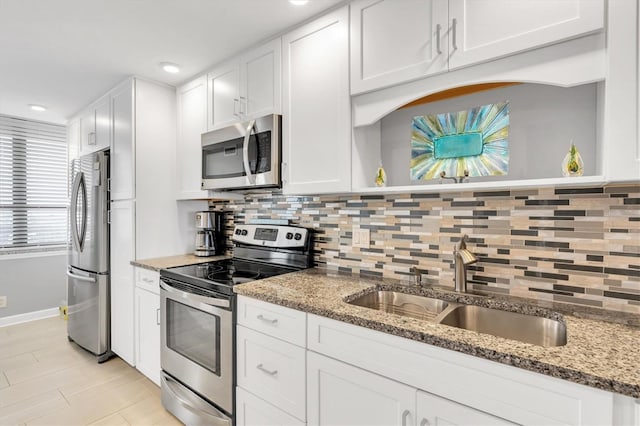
(412, 267, 427, 287)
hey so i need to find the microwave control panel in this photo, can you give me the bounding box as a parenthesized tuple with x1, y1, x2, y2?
(232, 225, 308, 249)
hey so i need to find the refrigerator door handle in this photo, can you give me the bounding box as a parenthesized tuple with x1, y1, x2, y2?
(77, 173, 88, 250)
(66, 270, 97, 283)
(70, 171, 83, 252)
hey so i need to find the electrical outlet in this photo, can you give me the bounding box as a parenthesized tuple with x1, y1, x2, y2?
(352, 227, 370, 248)
(0, 296, 7, 308)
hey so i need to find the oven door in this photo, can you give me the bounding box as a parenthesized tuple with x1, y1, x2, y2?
(160, 278, 233, 415)
(201, 114, 281, 190)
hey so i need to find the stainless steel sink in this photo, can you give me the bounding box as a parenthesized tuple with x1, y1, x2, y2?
(348, 291, 449, 321)
(438, 304, 567, 347)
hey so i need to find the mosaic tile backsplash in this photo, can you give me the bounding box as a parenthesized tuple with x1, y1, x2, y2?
(214, 185, 640, 314)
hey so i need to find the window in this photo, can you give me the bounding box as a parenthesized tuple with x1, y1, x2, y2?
(0, 114, 67, 252)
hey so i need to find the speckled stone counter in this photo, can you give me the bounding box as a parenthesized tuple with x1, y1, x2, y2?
(131, 254, 229, 271)
(234, 268, 640, 399)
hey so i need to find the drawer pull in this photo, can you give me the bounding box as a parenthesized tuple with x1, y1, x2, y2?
(142, 277, 154, 283)
(257, 314, 278, 325)
(256, 364, 278, 376)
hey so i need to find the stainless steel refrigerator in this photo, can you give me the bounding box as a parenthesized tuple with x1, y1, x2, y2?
(67, 150, 111, 362)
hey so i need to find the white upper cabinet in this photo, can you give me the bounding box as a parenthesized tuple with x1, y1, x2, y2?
(67, 118, 80, 162)
(351, 0, 605, 94)
(110, 80, 134, 201)
(176, 76, 209, 199)
(350, 0, 448, 95)
(208, 61, 241, 130)
(243, 39, 281, 119)
(79, 95, 110, 156)
(448, 0, 605, 70)
(207, 38, 281, 131)
(282, 6, 351, 195)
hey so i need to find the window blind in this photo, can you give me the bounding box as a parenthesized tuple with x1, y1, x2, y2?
(0, 115, 68, 252)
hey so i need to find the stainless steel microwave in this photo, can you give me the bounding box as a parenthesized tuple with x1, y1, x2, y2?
(201, 114, 281, 191)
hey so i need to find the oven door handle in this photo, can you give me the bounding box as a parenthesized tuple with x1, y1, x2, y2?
(242, 119, 256, 185)
(161, 374, 231, 426)
(160, 281, 230, 309)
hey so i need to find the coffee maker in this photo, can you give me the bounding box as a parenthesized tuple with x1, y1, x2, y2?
(194, 211, 224, 257)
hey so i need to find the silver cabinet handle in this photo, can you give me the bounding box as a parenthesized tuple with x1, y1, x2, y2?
(435, 24, 442, 55)
(256, 364, 278, 376)
(420, 419, 430, 426)
(452, 18, 458, 50)
(257, 314, 278, 324)
(156, 308, 161, 325)
(233, 98, 240, 117)
(239, 96, 246, 115)
(402, 410, 411, 426)
(88, 132, 96, 145)
(142, 277, 154, 283)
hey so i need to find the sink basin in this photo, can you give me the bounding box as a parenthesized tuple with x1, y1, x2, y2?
(348, 291, 449, 321)
(438, 304, 567, 347)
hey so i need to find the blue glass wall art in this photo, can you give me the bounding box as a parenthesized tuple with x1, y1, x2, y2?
(410, 101, 510, 181)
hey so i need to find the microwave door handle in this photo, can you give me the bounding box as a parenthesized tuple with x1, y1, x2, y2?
(242, 120, 256, 185)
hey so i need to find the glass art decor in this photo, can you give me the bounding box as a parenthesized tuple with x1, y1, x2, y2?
(410, 101, 510, 181)
(561, 140, 584, 177)
(375, 162, 387, 187)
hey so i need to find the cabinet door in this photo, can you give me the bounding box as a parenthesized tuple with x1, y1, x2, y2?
(79, 109, 95, 156)
(236, 387, 305, 426)
(207, 62, 241, 130)
(417, 391, 515, 426)
(94, 96, 110, 152)
(350, 0, 448, 94)
(110, 199, 135, 365)
(135, 286, 160, 386)
(67, 118, 81, 163)
(282, 6, 351, 195)
(448, 0, 604, 70)
(307, 351, 416, 426)
(176, 76, 209, 199)
(110, 80, 134, 201)
(242, 38, 282, 119)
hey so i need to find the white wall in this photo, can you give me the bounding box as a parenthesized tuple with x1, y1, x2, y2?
(0, 253, 66, 319)
(380, 83, 598, 186)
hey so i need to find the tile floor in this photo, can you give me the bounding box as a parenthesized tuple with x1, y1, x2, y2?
(0, 316, 182, 426)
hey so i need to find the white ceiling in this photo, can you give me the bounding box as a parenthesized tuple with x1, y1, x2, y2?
(0, 0, 343, 125)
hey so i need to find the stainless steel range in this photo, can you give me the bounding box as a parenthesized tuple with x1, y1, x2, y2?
(159, 224, 313, 426)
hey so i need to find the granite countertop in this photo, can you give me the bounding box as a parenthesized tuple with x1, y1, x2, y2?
(234, 268, 640, 399)
(131, 254, 229, 271)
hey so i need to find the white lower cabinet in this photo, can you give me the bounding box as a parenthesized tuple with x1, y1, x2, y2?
(134, 268, 160, 386)
(237, 296, 629, 426)
(307, 351, 415, 426)
(236, 387, 304, 426)
(417, 391, 514, 426)
(236, 325, 306, 421)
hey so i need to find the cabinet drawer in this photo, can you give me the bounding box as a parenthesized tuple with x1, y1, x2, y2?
(236, 387, 304, 426)
(135, 268, 159, 294)
(237, 325, 306, 421)
(237, 295, 306, 346)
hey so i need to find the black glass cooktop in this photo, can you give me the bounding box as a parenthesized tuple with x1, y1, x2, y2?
(160, 258, 298, 296)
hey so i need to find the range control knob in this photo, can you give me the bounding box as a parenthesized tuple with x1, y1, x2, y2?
(294, 233, 302, 241)
(235, 229, 242, 235)
(241, 229, 248, 236)
(286, 232, 293, 240)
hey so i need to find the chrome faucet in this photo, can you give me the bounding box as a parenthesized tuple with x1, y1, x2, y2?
(453, 234, 478, 292)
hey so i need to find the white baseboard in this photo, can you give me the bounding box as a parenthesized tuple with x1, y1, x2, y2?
(0, 307, 60, 328)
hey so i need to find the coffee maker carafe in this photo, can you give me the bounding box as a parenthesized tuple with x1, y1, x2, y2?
(194, 211, 224, 257)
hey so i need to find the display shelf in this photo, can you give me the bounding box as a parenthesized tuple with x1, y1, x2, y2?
(352, 175, 606, 195)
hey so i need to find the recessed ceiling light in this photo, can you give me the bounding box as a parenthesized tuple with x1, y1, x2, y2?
(289, 0, 309, 5)
(29, 104, 46, 112)
(161, 62, 180, 74)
